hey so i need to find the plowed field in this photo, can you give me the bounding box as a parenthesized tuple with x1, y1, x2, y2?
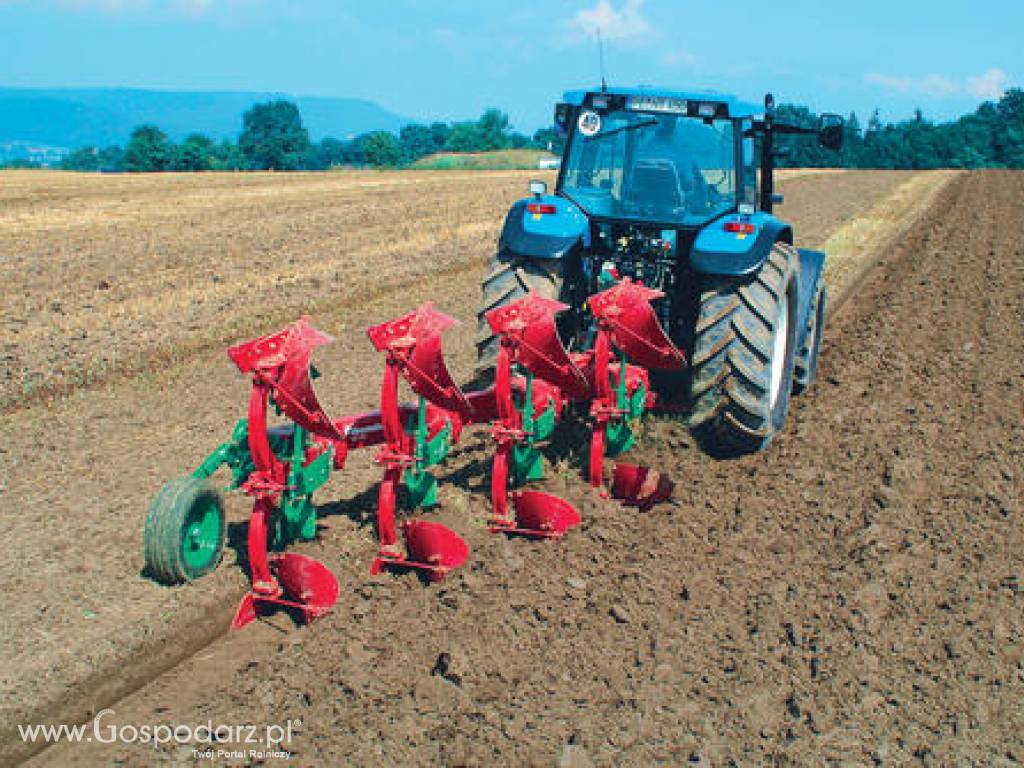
(6, 168, 1007, 767)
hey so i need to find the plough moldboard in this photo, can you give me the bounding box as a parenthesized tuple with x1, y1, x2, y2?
(143, 280, 686, 629)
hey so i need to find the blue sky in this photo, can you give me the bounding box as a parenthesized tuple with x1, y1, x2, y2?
(1, 0, 1020, 132)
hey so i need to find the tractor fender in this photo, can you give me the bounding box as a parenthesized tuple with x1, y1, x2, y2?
(498, 195, 590, 260)
(794, 247, 826, 350)
(690, 212, 793, 277)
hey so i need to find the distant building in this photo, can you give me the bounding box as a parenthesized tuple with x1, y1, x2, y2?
(0, 141, 69, 167)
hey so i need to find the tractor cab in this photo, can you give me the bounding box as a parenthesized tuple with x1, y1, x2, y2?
(555, 89, 760, 228)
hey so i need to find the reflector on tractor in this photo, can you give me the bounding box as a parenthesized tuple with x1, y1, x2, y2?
(366, 304, 471, 580)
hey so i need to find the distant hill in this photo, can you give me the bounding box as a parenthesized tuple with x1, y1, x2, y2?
(0, 87, 409, 150)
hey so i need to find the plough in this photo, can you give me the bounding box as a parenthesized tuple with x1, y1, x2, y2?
(143, 280, 685, 629)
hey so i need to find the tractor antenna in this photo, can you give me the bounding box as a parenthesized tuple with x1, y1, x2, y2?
(597, 29, 608, 92)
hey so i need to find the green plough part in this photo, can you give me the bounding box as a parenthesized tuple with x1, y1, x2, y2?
(189, 415, 332, 549)
(275, 424, 332, 547)
(509, 371, 558, 486)
(403, 397, 453, 509)
(604, 350, 647, 458)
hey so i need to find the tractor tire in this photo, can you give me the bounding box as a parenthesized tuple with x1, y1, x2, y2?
(793, 282, 826, 394)
(689, 242, 800, 457)
(144, 476, 227, 585)
(475, 254, 565, 379)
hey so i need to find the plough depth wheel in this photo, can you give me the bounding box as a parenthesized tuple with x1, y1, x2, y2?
(144, 477, 227, 584)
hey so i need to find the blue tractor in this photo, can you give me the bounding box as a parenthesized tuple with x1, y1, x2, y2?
(476, 88, 843, 456)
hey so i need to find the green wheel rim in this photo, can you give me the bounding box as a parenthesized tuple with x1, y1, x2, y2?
(180, 497, 223, 571)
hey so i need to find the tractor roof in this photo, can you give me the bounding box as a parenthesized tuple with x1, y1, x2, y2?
(562, 86, 762, 120)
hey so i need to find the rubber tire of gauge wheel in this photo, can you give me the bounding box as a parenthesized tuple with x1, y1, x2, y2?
(144, 476, 227, 584)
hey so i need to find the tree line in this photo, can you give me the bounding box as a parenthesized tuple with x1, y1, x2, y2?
(58, 100, 562, 172)
(49, 88, 1024, 172)
(774, 89, 1024, 169)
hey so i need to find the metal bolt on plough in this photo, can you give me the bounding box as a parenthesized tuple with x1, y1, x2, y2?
(143, 282, 683, 629)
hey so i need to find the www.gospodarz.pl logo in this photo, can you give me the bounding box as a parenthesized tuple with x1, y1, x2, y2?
(19, 708, 298, 761)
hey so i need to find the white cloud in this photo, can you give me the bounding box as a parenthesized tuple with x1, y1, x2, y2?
(966, 67, 1009, 101)
(567, 0, 652, 42)
(866, 68, 1011, 102)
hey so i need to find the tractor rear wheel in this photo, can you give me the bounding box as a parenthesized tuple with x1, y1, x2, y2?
(144, 476, 227, 584)
(793, 282, 826, 394)
(689, 242, 800, 457)
(475, 254, 565, 379)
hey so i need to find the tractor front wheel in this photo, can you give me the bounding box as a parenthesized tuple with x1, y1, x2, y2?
(144, 477, 227, 584)
(689, 242, 800, 457)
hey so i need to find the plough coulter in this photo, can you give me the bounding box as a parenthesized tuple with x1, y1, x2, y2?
(145, 84, 840, 629)
(144, 282, 684, 629)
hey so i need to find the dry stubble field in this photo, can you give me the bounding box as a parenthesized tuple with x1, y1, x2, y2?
(5, 168, 1011, 767)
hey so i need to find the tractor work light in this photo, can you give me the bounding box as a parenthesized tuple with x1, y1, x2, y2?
(529, 180, 548, 197)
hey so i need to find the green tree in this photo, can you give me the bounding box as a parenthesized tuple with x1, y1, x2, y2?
(62, 146, 100, 171)
(399, 123, 440, 164)
(97, 146, 124, 172)
(478, 107, 512, 150)
(209, 140, 245, 171)
(445, 122, 488, 152)
(123, 125, 174, 172)
(309, 137, 348, 169)
(362, 131, 401, 167)
(174, 133, 214, 171)
(238, 100, 312, 170)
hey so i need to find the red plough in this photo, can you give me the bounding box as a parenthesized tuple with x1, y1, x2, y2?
(226, 318, 343, 629)
(485, 293, 584, 538)
(365, 304, 472, 580)
(486, 280, 685, 498)
(147, 279, 686, 631)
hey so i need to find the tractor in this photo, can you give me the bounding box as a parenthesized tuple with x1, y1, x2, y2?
(476, 88, 843, 456)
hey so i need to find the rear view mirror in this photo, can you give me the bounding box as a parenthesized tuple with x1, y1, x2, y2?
(818, 114, 844, 151)
(554, 103, 572, 137)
